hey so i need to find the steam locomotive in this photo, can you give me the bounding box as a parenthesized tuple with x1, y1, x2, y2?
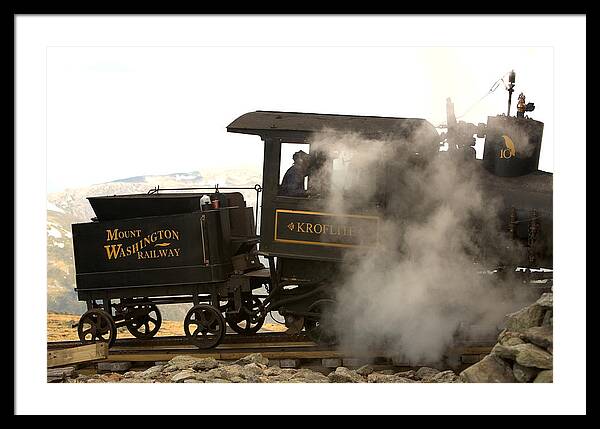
(70, 71, 552, 348)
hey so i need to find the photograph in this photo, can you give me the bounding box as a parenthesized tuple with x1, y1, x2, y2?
(15, 14, 586, 415)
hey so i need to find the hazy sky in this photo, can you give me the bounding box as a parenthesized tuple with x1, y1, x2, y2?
(46, 46, 553, 192)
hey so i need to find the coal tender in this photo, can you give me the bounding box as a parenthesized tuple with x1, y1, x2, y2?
(72, 190, 267, 348)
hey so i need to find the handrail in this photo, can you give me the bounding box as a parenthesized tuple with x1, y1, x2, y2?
(147, 184, 263, 235)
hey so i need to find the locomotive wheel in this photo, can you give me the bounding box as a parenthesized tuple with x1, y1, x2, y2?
(184, 304, 226, 349)
(304, 299, 337, 345)
(125, 303, 162, 339)
(225, 296, 265, 335)
(77, 309, 117, 347)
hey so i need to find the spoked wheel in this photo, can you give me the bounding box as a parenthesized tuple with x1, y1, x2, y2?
(225, 296, 266, 335)
(77, 308, 117, 347)
(304, 299, 338, 345)
(125, 302, 162, 339)
(184, 304, 226, 349)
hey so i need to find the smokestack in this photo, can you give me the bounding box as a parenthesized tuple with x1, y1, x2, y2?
(506, 70, 516, 116)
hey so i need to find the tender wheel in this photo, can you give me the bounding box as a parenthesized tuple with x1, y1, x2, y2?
(125, 303, 162, 339)
(77, 309, 117, 347)
(225, 296, 265, 335)
(184, 304, 226, 349)
(304, 299, 337, 345)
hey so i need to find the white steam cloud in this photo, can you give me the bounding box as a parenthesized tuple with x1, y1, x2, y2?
(306, 126, 533, 363)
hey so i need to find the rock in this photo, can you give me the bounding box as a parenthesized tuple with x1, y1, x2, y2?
(491, 343, 519, 361)
(241, 363, 265, 379)
(97, 362, 132, 372)
(74, 374, 90, 383)
(533, 370, 553, 383)
(170, 370, 197, 383)
(290, 369, 330, 383)
(167, 355, 219, 371)
(428, 370, 460, 383)
(120, 378, 154, 383)
(123, 370, 139, 378)
(86, 378, 105, 383)
(139, 365, 165, 379)
(206, 378, 231, 383)
(521, 325, 553, 350)
(264, 369, 297, 382)
(512, 363, 539, 383)
(536, 293, 553, 308)
(415, 367, 440, 381)
(505, 304, 545, 332)
(395, 370, 417, 380)
(205, 364, 244, 381)
(264, 367, 283, 376)
(99, 373, 123, 383)
(327, 367, 364, 383)
(367, 373, 398, 383)
(355, 365, 374, 376)
(183, 379, 203, 383)
(513, 343, 553, 369)
(459, 355, 516, 383)
(233, 353, 269, 366)
(498, 330, 525, 346)
(229, 376, 248, 383)
(267, 374, 296, 383)
(379, 370, 395, 375)
(542, 309, 553, 327)
(394, 377, 417, 383)
(48, 366, 78, 382)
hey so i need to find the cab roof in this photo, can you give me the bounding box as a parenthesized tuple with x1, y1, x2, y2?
(226, 110, 437, 140)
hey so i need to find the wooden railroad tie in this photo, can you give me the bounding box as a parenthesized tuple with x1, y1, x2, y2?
(47, 342, 109, 368)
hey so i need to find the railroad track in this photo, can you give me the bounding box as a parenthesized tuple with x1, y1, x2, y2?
(48, 332, 495, 369)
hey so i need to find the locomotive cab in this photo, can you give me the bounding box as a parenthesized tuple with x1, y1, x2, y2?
(227, 111, 441, 338)
(227, 111, 441, 264)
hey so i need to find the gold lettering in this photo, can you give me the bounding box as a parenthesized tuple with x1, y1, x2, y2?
(106, 229, 119, 241)
(306, 223, 314, 233)
(104, 244, 123, 260)
(313, 223, 323, 234)
(297, 222, 306, 233)
(172, 230, 179, 240)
